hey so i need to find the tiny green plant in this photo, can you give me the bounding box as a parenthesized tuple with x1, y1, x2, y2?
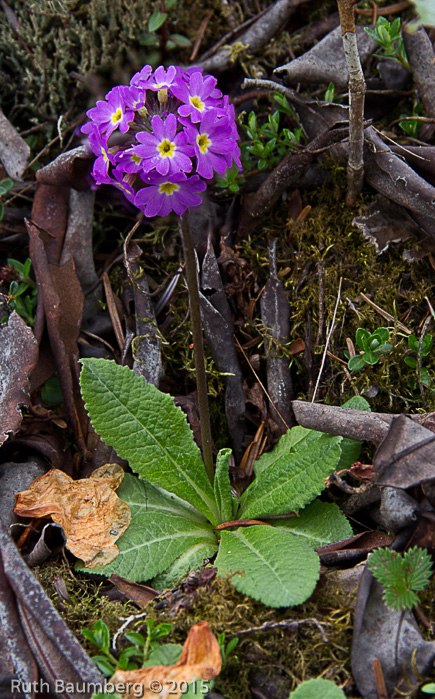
(405, 333, 433, 387)
(139, 1, 191, 52)
(346, 327, 393, 372)
(216, 92, 302, 192)
(242, 103, 302, 172)
(0, 257, 37, 327)
(324, 82, 336, 103)
(79, 359, 369, 608)
(217, 632, 239, 669)
(398, 103, 424, 138)
(364, 17, 409, 70)
(83, 618, 173, 676)
(0, 178, 14, 221)
(369, 546, 432, 611)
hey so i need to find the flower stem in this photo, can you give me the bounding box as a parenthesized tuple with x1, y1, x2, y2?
(179, 212, 214, 485)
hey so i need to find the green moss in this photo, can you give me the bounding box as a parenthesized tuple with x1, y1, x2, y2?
(34, 559, 358, 698)
(0, 0, 226, 136)
(237, 172, 435, 414)
(33, 559, 138, 652)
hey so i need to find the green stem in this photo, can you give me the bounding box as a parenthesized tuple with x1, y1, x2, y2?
(179, 212, 214, 485)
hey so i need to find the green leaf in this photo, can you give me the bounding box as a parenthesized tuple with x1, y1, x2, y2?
(362, 350, 379, 365)
(364, 26, 379, 42)
(150, 541, 218, 589)
(355, 328, 369, 349)
(253, 426, 323, 477)
(215, 526, 320, 607)
(369, 546, 432, 610)
(290, 678, 346, 698)
(421, 683, 435, 693)
(268, 500, 352, 547)
(80, 474, 218, 581)
(168, 33, 191, 47)
(238, 434, 342, 519)
(410, 0, 435, 26)
(123, 631, 145, 647)
(139, 33, 159, 46)
(92, 656, 115, 676)
(0, 178, 14, 195)
(214, 448, 234, 524)
(373, 327, 390, 342)
(79, 359, 218, 524)
(143, 643, 183, 667)
(148, 10, 167, 32)
(348, 354, 366, 371)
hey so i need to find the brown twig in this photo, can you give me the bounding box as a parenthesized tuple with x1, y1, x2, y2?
(190, 9, 214, 61)
(337, 0, 366, 206)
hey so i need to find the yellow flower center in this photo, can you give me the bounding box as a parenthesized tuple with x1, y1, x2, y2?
(158, 89, 168, 106)
(158, 139, 175, 158)
(190, 96, 204, 111)
(132, 154, 142, 165)
(159, 182, 179, 196)
(101, 147, 109, 162)
(197, 133, 211, 154)
(111, 108, 123, 124)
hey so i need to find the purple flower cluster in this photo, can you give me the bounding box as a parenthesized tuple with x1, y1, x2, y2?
(81, 65, 241, 217)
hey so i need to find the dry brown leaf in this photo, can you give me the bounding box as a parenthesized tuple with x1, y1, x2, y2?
(14, 464, 131, 567)
(111, 621, 222, 699)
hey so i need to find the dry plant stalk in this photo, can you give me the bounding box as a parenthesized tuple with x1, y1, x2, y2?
(337, 0, 366, 206)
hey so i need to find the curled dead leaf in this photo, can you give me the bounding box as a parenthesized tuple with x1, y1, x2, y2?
(14, 464, 130, 567)
(111, 621, 222, 699)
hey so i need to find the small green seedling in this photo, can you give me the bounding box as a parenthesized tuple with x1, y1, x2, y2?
(364, 17, 409, 70)
(217, 92, 302, 192)
(83, 618, 173, 677)
(0, 257, 37, 326)
(139, 1, 191, 51)
(346, 327, 393, 372)
(242, 106, 302, 172)
(217, 631, 239, 668)
(215, 162, 244, 193)
(405, 333, 433, 387)
(399, 103, 424, 138)
(324, 82, 335, 103)
(369, 546, 432, 611)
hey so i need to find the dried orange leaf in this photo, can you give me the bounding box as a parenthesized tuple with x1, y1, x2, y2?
(14, 464, 131, 567)
(111, 621, 222, 699)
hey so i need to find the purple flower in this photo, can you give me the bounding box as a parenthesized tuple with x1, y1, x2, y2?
(172, 71, 222, 123)
(134, 114, 193, 176)
(114, 147, 144, 174)
(181, 111, 239, 179)
(81, 64, 241, 217)
(82, 86, 134, 137)
(146, 65, 179, 91)
(87, 127, 116, 183)
(130, 64, 153, 88)
(135, 172, 206, 217)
